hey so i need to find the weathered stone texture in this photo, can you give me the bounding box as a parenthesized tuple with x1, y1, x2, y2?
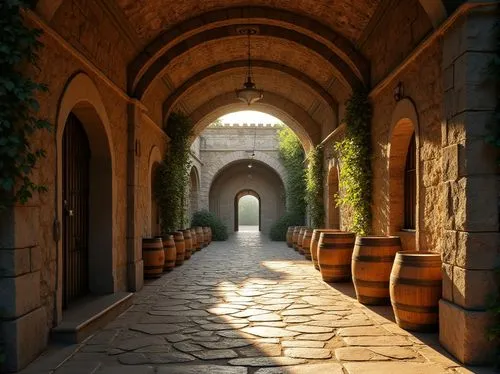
(49, 0, 137, 89)
(116, 0, 379, 44)
(371, 40, 443, 251)
(361, 0, 433, 85)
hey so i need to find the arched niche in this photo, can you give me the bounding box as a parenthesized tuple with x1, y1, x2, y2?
(189, 166, 201, 220)
(56, 72, 116, 318)
(327, 159, 341, 229)
(147, 146, 162, 237)
(388, 98, 420, 251)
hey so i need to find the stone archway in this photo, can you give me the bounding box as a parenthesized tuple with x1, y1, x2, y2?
(388, 98, 420, 251)
(234, 190, 261, 232)
(147, 146, 162, 237)
(327, 160, 341, 229)
(200, 150, 286, 210)
(189, 166, 201, 220)
(56, 72, 116, 319)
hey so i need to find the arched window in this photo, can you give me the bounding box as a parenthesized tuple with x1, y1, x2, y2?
(404, 133, 416, 230)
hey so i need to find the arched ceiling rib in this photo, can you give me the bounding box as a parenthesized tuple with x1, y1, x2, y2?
(188, 92, 321, 152)
(163, 61, 337, 118)
(127, 6, 371, 91)
(132, 24, 365, 99)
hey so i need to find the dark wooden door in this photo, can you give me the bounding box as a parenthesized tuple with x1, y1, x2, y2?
(62, 113, 91, 307)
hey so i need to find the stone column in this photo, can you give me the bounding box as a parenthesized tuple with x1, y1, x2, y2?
(440, 4, 499, 365)
(0, 206, 47, 371)
(126, 102, 144, 292)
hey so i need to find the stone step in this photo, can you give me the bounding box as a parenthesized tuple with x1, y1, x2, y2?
(51, 292, 133, 344)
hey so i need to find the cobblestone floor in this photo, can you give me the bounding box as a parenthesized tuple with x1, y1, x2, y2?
(24, 232, 493, 374)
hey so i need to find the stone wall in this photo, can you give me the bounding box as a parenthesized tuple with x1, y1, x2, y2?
(0, 10, 167, 371)
(438, 6, 499, 364)
(209, 162, 286, 234)
(198, 126, 285, 213)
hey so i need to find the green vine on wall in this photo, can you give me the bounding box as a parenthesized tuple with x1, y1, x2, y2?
(0, 0, 51, 210)
(154, 112, 192, 233)
(269, 127, 306, 240)
(333, 87, 372, 235)
(305, 145, 325, 228)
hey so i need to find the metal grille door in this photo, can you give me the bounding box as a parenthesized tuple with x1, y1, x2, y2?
(62, 113, 91, 307)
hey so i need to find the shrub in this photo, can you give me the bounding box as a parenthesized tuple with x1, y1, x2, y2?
(191, 210, 228, 241)
(269, 212, 305, 241)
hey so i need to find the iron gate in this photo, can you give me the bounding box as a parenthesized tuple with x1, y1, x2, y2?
(62, 113, 91, 307)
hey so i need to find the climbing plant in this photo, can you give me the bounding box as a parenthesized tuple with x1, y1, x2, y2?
(333, 87, 372, 235)
(270, 127, 306, 240)
(155, 112, 192, 233)
(305, 145, 325, 228)
(0, 0, 51, 210)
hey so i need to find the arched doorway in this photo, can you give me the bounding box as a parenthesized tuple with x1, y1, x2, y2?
(189, 166, 200, 219)
(234, 191, 261, 232)
(327, 162, 340, 229)
(388, 99, 420, 252)
(56, 73, 116, 313)
(150, 163, 161, 237)
(62, 113, 91, 306)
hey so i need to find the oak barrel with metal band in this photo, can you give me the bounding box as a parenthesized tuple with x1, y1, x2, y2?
(318, 231, 355, 282)
(352, 236, 401, 305)
(302, 229, 313, 259)
(182, 229, 193, 260)
(389, 251, 442, 331)
(286, 226, 295, 248)
(142, 237, 165, 278)
(310, 229, 339, 270)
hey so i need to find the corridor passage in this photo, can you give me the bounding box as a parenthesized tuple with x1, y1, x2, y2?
(28, 233, 480, 374)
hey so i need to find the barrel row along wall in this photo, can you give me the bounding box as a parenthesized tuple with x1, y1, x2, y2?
(323, 4, 499, 363)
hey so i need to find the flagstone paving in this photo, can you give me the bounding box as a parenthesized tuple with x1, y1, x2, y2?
(21, 232, 494, 374)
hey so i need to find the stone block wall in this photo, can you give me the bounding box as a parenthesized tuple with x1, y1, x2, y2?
(439, 6, 499, 364)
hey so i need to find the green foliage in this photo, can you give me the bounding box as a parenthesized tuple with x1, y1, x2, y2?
(0, 0, 51, 210)
(333, 87, 372, 235)
(155, 112, 192, 232)
(238, 195, 259, 225)
(270, 127, 306, 240)
(269, 212, 304, 241)
(305, 145, 325, 228)
(191, 210, 228, 241)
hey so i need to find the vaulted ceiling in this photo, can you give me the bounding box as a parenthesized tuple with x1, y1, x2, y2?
(37, 0, 448, 148)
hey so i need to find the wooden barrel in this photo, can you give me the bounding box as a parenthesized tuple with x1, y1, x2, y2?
(182, 229, 193, 260)
(297, 227, 306, 254)
(352, 236, 401, 305)
(191, 228, 201, 252)
(195, 227, 205, 249)
(311, 229, 339, 270)
(292, 227, 301, 251)
(390, 251, 442, 332)
(172, 231, 185, 266)
(302, 229, 313, 259)
(286, 227, 295, 248)
(318, 231, 355, 282)
(203, 227, 210, 247)
(142, 237, 165, 278)
(157, 235, 176, 270)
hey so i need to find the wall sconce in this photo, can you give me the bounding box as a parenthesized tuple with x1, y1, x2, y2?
(393, 82, 404, 102)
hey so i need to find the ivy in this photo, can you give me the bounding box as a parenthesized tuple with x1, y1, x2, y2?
(269, 127, 306, 240)
(0, 0, 51, 210)
(333, 87, 372, 235)
(154, 112, 192, 233)
(305, 145, 325, 228)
